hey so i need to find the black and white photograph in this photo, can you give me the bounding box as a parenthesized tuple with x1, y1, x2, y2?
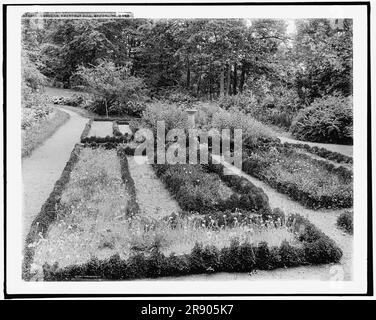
(1, 1, 373, 301)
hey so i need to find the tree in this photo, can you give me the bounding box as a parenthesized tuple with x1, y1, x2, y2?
(76, 61, 145, 117)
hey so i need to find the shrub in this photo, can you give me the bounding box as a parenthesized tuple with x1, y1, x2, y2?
(291, 95, 353, 144)
(217, 93, 259, 114)
(53, 94, 84, 107)
(336, 211, 353, 234)
(142, 102, 187, 133)
(260, 87, 302, 128)
(75, 61, 146, 116)
(165, 91, 198, 107)
(22, 51, 47, 91)
(211, 108, 275, 144)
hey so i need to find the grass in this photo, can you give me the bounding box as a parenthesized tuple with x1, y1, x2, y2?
(22, 108, 70, 158)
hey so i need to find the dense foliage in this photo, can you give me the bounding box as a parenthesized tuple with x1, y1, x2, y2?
(337, 211, 353, 234)
(290, 95, 353, 144)
(22, 17, 353, 139)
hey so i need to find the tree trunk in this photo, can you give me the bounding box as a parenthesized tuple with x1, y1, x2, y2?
(239, 63, 247, 93)
(220, 65, 225, 97)
(226, 63, 231, 96)
(186, 57, 191, 89)
(105, 99, 109, 118)
(233, 62, 237, 95)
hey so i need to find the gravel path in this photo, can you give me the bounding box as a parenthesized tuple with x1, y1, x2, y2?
(278, 136, 353, 157)
(22, 107, 87, 241)
(118, 124, 132, 135)
(88, 121, 113, 138)
(127, 156, 181, 219)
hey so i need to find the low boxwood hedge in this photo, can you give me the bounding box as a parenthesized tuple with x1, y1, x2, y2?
(42, 211, 342, 280)
(80, 118, 93, 142)
(23, 144, 82, 280)
(81, 134, 132, 144)
(117, 147, 140, 216)
(336, 211, 353, 234)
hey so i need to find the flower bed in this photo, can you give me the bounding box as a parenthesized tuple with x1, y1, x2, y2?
(243, 143, 353, 209)
(153, 162, 271, 214)
(41, 210, 342, 280)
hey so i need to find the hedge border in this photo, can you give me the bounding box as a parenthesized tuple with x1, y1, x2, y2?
(22, 143, 82, 280)
(117, 147, 140, 216)
(42, 211, 343, 281)
(152, 160, 271, 214)
(93, 117, 139, 122)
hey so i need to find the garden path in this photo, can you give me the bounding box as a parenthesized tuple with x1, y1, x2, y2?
(278, 136, 353, 157)
(22, 107, 87, 241)
(127, 155, 181, 219)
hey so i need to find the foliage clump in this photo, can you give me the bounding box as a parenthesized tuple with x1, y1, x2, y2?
(291, 95, 353, 144)
(336, 211, 353, 234)
(76, 61, 146, 117)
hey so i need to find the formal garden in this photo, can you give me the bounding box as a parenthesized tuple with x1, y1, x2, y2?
(21, 18, 353, 281)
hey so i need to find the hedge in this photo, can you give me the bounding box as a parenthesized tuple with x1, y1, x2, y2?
(117, 147, 140, 216)
(42, 212, 342, 280)
(22, 144, 82, 280)
(80, 118, 93, 142)
(93, 117, 137, 122)
(336, 211, 353, 234)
